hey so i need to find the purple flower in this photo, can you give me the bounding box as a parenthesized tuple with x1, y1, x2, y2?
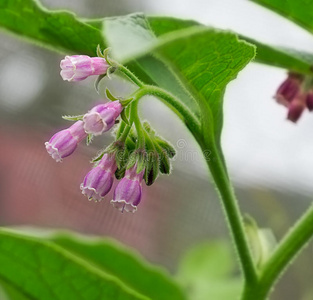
(287, 97, 306, 123)
(275, 73, 303, 107)
(306, 91, 313, 111)
(111, 165, 145, 213)
(83, 101, 123, 135)
(45, 121, 87, 162)
(80, 154, 117, 201)
(60, 55, 109, 82)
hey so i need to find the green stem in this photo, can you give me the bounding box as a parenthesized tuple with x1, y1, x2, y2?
(118, 124, 132, 143)
(132, 86, 201, 139)
(242, 204, 313, 300)
(130, 100, 145, 148)
(117, 62, 201, 137)
(117, 64, 144, 87)
(201, 140, 258, 285)
(116, 121, 126, 140)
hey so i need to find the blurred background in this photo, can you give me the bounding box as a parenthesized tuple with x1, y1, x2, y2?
(1, 0, 313, 299)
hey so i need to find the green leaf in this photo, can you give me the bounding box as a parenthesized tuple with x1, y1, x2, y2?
(104, 14, 200, 117)
(0, 228, 149, 300)
(176, 241, 242, 300)
(49, 231, 186, 300)
(241, 36, 313, 74)
(0, 279, 29, 300)
(0, 0, 104, 55)
(62, 114, 84, 121)
(244, 215, 277, 268)
(0, 229, 149, 300)
(250, 0, 313, 34)
(104, 15, 254, 143)
(86, 134, 94, 146)
(148, 16, 313, 75)
(0, 228, 185, 300)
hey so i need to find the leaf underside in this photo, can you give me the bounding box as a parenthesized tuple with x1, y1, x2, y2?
(0, 228, 186, 300)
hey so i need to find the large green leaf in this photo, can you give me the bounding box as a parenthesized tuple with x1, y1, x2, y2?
(251, 0, 313, 34)
(1, 1, 312, 77)
(148, 16, 313, 75)
(0, 228, 148, 300)
(104, 14, 200, 116)
(0, 228, 186, 300)
(48, 231, 186, 300)
(176, 241, 242, 300)
(0, 0, 104, 55)
(104, 14, 255, 144)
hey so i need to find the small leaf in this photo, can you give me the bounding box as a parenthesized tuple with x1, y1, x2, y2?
(176, 240, 242, 300)
(119, 97, 134, 107)
(120, 109, 130, 125)
(86, 134, 94, 146)
(106, 66, 117, 79)
(155, 144, 171, 175)
(136, 150, 146, 173)
(244, 215, 277, 268)
(91, 150, 106, 163)
(144, 151, 159, 186)
(62, 114, 84, 121)
(105, 88, 118, 101)
(94, 74, 107, 94)
(155, 137, 176, 159)
(96, 44, 104, 57)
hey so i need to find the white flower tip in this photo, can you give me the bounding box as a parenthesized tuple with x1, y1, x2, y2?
(80, 185, 103, 202)
(45, 142, 62, 162)
(110, 200, 137, 213)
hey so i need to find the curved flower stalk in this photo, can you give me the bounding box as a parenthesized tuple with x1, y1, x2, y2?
(45, 48, 176, 213)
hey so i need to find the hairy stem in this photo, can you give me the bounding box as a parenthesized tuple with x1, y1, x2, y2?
(202, 141, 258, 285)
(130, 100, 145, 148)
(242, 204, 313, 300)
(117, 64, 144, 87)
(132, 86, 201, 138)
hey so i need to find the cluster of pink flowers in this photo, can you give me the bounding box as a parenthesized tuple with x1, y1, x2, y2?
(45, 55, 145, 213)
(275, 73, 313, 122)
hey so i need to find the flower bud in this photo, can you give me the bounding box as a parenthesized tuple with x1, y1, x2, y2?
(275, 73, 303, 107)
(306, 91, 313, 111)
(111, 165, 144, 213)
(155, 137, 176, 158)
(287, 97, 306, 123)
(80, 154, 117, 201)
(45, 121, 86, 162)
(83, 101, 123, 136)
(60, 55, 109, 82)
(144, 151, 159, 186)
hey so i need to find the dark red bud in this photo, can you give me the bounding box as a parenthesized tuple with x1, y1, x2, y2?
(306, 92, 313, 111)
(287, 98, 306, 123)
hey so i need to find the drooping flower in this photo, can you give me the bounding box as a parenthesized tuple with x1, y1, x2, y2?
(111, 165, 145, 213)
(306, 91, 313, 111)
(287, 96, 306, 123)
(83, 101, 123, 136)
(45, 121, 87, 162)
(80, 154, 117, 201)
(60, 55, 109, 82)
(275, 73, 303, 107)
